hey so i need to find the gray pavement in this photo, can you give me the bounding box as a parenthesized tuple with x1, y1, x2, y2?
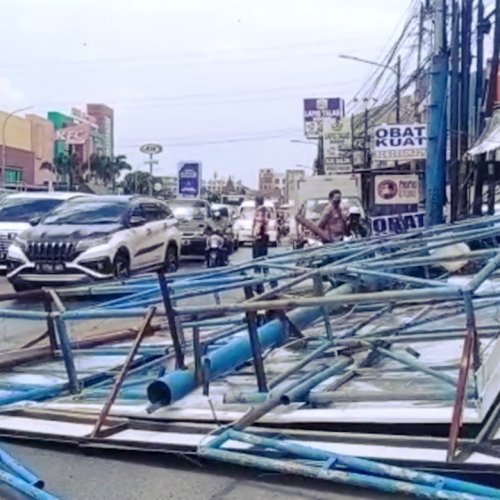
(2, 441, 398, 500)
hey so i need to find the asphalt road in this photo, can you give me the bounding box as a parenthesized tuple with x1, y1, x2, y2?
(0, 244, 401, 499)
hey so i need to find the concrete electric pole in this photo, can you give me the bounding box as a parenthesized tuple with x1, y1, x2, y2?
(425, 0, 448, 226)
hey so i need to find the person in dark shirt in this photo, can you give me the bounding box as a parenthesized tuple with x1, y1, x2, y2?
(345, 206, 368, 239)
(252, 196, 269, 259)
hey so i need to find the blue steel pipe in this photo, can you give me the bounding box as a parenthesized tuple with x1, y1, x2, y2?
(0, 447, 43, 488)
(147, 283, 354, 405)
(225, 430, 500, 498)
(0, 468, 58, 500)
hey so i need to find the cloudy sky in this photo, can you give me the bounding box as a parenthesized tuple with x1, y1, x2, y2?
(0, 0, 416, 188)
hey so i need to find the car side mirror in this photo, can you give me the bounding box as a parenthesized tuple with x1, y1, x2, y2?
(29, 217, 41, 226)
(129, 215, 147, 227)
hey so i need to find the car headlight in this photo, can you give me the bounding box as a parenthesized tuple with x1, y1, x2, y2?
(76, 235, 111, 252)
(12, 236, 27, 251)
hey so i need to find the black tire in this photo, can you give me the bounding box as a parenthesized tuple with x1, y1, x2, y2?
(164, 244, 179, 273)
(12, 283, 32, 293)
(113, 252, 130, 279)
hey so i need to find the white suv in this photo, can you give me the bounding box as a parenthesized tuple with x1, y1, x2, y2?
(0, 191, 85, 274)
(7, 195, 180, 290)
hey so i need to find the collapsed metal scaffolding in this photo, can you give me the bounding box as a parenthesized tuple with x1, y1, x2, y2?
(2, 215, 500, 496)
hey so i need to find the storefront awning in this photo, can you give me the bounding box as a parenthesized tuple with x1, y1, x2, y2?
(468, 110, 500, 156)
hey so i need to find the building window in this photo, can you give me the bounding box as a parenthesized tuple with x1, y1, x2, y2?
(4, 169, 22, 184)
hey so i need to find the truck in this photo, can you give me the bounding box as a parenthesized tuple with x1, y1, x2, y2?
(293, 174, 362, 209)
(292, 174, 365, 244)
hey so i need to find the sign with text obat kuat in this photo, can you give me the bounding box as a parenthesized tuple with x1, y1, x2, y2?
(177, 162, 202, 198)
(372, 124, 427, 162)
(303, 98, 345, 139)
(374, 174, 419, 205)
(323, 117, 352, 174)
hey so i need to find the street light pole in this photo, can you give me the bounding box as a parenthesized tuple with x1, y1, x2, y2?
(1, 106, 33, 188)
(339, 54, 401, 123)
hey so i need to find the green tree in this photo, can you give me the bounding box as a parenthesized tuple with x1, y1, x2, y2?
(123, 171, 154, 195)
(87, 154, 131, 193)
(53, 152, 81, 191)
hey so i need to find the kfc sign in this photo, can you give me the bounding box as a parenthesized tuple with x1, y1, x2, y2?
(55, 124, 90, 145)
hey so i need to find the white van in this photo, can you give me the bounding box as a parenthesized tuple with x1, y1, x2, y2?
(0, 192, 85, 272)
(233, 200, 278, 247)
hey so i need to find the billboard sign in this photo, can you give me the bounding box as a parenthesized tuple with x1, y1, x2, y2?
(374, 174, 419, 205)
(55, 124, 91, 145)
(303, 98, 345, 138)
(371, 211, 425, 235)
(71, 108, 97, 128)
(323, 117, 352, 173)
(373, 124, 427, 162)
(177, 161, 202, 198)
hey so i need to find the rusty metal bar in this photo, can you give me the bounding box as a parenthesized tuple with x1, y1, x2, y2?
(90, 306, 156, 438)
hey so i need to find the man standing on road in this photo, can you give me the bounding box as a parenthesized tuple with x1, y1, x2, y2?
(252, 195, 269, 259)
(318, 189, 346, 243)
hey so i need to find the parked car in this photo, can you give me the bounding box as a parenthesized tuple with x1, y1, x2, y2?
(7, 195, 180, 291)
(232, 200, 278, 247)
(0, 192, 86, 274)
(168, 199, 235, 256)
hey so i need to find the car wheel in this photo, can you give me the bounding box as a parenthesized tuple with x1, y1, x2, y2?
(12, 283, 32, 293)
(164, 244, 178, 273)
(113, 252, 130, 279)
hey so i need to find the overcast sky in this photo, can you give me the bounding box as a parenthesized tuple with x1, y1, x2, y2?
(0, 0, 416, 188)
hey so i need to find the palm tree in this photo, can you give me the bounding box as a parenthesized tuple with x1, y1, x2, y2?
(123, 171, 154, 195)
(53, 152, 79, 191)
(109, 155, 132, 193)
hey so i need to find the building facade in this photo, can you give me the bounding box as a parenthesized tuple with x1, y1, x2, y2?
(0, 111, 55, 187)
(87, 104, 114, 158)
(258, 168, 285, 202)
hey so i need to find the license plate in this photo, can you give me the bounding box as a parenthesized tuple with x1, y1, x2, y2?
(36, 263, 65, 273)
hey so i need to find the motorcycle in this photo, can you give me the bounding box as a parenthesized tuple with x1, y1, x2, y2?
(206, 235, 226, 268)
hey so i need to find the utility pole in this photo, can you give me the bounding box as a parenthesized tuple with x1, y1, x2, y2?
(425, 0, 448, 226)
(486, 0, 500, 214)
(449, 0, 460, 222)
(395, 55, 401, 123)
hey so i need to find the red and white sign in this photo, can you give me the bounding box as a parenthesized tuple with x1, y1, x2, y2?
(374, 174, 419, 205)
(55, 124, 91, 145)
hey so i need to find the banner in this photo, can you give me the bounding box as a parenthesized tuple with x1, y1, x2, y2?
(371, 211, 425, 235)
(374, 174, 419, 205)
(55, 124, 90, 145)
(303, 98, 345, 139)
(373, 124, 427, 161)
(177, 161, 202, 198)
(323, 117, 352, 173)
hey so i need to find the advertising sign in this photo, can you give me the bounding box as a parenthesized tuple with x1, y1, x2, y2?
(140, 143, 163, 155)
(371, 211, 425, 235)
(373, 124, 427, 162)
(303, 98, 345, 138)
(323, 117, 352, 173)
(71, 108, 97, 128)
(177, 161, 202, 198)
(374, 174, 419, 205)
(55, 124, 91, 145)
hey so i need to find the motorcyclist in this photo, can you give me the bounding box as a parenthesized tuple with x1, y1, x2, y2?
(345, 206, 368, 240)
(205, 227, 227, 266)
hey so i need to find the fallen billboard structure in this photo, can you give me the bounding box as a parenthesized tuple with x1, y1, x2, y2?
(0, 216, 500, 496)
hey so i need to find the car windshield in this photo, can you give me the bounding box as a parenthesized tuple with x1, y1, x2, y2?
(0, 198, 65, 223)
(170, 203, 207, 220)
(43, 200, 128, 225)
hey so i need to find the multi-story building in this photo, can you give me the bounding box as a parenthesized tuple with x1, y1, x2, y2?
(0, 110, 55, 188)
(258, 168, 285, 202)
(87, 104, 114, 158)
